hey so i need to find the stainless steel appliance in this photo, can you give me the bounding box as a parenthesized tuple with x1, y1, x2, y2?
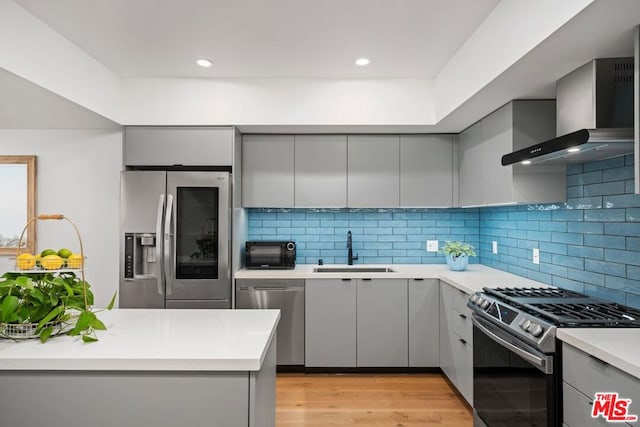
(236, 279, 304, 367)
(468, 287, 640, 427)
(502, 57, 634, 166)
(120, 171, 231, 309)
(245, 241, 296, 269)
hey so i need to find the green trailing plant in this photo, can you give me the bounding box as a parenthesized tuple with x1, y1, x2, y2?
(440, 241, 477, 259)
(0, 271, 115, 343)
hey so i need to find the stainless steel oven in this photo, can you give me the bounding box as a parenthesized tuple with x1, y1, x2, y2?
(468, 287, 640, 427)
(472, 314, 559, 427)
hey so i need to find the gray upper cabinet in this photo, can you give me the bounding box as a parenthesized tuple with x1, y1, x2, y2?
(356, 279, 408, 367)
(242, 135, 294, 207)
(347, 135, 400, 207)
(458, 119, 485, 207)
(294, 135, 347, 207)
(458, 100, 566, 206)
(124, 126, 234, 166)
(400, 135, 454, 207)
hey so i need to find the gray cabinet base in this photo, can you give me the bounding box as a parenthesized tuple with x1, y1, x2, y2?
(0, 339, 276, 427)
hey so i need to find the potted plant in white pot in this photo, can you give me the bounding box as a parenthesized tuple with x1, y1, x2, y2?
(440, 241, 476, 271)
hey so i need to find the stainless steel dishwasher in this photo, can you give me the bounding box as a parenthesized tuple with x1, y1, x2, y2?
(235, 279, 304, 367)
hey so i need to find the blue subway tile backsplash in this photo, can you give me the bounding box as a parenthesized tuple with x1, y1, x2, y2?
(480, 154, 640, 308)
(247, 154, 640, 308)
(248, 208, 480, 266)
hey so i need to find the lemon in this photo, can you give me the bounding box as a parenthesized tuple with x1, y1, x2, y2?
(57, 248, 72, 259)
(40, 248, 57, 257)
(66, 253, 83, 269)
(41, 254, 64, 270)
(16, 253, 36, 270)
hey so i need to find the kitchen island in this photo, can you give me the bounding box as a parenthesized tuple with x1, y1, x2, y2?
(0, 309, 279, 427)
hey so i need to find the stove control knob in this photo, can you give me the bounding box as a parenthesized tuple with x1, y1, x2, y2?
(530, 324, 543, 337)
(470, 295, 479, 304)
(475, 297, 484, 306)
(480, 300, 490, 309)
(521, 320, 531, 331)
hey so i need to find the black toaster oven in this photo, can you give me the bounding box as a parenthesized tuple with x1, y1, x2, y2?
(245, 241, 296, 269)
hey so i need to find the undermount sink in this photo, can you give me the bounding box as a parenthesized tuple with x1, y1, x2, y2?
(313, 266, 395, 273)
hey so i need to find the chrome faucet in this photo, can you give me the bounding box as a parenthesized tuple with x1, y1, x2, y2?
(347, 230, 358, 265)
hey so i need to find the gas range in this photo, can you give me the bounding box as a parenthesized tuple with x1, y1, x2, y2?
(467, 286, 640, 353)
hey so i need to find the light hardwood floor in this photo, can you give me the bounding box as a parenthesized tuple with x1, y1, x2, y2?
(276, 373, 473, 426)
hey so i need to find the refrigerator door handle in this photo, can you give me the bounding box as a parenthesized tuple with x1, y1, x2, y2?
(164, 194, 174, 296)
(155, 194, 165, 296)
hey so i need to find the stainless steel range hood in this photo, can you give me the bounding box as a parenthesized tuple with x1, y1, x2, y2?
(502, 58, 634, 166)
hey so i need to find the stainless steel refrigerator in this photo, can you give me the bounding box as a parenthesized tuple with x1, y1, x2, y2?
(119, 171, 231, 309)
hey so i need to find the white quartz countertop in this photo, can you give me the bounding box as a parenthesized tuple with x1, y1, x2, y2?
(0, 309, 280, 372)
(557, 328, 640, 379)
(236, 264, 548, 295)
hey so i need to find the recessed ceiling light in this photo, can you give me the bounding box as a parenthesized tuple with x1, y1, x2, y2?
(521, 160, 532, 165)
(355, 57, 370, 66)
(196, 58, 213, 68)
(567, 147, 580, 153)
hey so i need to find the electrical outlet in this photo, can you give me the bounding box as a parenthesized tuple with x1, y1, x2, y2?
(492, 241, 498, 254)
(426, 240, 439, 252)
(533, 248, 540, 265)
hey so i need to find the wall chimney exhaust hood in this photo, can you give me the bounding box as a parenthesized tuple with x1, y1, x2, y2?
(502, 58, 634, 166)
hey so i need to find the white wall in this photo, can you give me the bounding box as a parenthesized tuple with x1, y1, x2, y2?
(122, 78, 435, 126)
(434, 0, 593, 122)
(0, 129, 123, 307)
(0, 1, 123, 123)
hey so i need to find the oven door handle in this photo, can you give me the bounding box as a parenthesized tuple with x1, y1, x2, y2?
(472, 315, 552, 374)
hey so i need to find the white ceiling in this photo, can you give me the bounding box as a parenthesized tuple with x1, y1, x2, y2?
(3, 0, 640, 132)
(14, 0, 500, 79)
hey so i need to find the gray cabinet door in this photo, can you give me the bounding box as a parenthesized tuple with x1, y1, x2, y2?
(124, 126, 234, 166)
(305, 279, 356, 367)
(479, 102, 513, 205)
(400, 135, 454, 207)
(458, 120, 484, 207)
(408, 278, 440, 367)
(347, 135, 400, 207)
(356, 279, 408, 367)
(453, 333, 474, 405)
(439, 282, 456, 382)
(295, 135, 347, 207)
(242, 135, 294, 207)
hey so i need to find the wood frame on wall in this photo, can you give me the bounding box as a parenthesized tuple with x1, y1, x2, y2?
(0, 155, 36, 255)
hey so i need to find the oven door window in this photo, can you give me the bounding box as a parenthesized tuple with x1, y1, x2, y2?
(473, 325, 556, 427)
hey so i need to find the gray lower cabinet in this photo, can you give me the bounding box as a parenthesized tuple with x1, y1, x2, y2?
(305, 278, 357, 367)
(562, 342, 639, 426)
(408, 278, 440, 367)
(400, 135, 455, 207)
(242, 134, 295, 207)
(439, 281, 473, 405)
(305, 278, 410, 368)
(347, 135, 400, 207)
(356, 279, 408, 367)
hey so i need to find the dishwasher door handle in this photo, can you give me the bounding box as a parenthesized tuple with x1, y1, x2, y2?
(238, 286, 304, 292)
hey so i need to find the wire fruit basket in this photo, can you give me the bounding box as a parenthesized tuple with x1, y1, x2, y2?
(0, 214, 88, 340)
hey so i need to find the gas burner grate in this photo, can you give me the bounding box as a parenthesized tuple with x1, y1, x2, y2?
(484, 287, 585, 299)
(529, 302, 640, 326)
